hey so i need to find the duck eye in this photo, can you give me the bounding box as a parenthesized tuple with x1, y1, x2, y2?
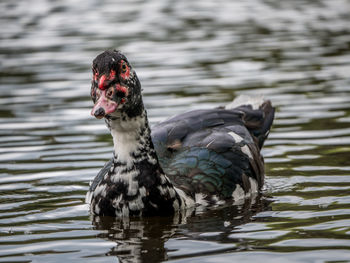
(121, 62, 127, 73)
(107, 88, 114, 97)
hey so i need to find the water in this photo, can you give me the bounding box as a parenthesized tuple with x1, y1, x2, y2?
(1, 0, 350, 262)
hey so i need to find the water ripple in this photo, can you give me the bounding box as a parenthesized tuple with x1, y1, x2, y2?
(1, 0, 350, 262)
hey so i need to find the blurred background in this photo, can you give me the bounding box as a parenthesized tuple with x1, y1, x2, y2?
(1, 0, 350, 262)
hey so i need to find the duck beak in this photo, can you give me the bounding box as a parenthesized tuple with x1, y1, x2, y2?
(91, 89, 118, 119)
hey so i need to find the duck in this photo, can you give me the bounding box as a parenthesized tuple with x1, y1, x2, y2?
(86, 50, 275, 217)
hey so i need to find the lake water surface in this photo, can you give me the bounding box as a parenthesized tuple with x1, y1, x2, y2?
(1, 0, 350, 262)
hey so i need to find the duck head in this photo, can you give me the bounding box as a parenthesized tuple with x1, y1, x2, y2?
(90, 50, 143, 119)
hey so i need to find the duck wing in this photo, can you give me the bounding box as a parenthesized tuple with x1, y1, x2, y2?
(152, 99, 274, 199)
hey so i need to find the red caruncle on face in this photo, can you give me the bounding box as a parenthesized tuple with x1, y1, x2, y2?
(97, 70, 116, 90)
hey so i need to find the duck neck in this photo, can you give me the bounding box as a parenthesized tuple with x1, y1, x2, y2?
(107, 108, 159, 169)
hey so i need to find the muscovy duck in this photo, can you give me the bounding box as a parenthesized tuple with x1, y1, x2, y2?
(86, 50, 275, 217)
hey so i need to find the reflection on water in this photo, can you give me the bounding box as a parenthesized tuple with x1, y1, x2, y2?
(1, 0, 350, 262)
(92, 196, 271, 262)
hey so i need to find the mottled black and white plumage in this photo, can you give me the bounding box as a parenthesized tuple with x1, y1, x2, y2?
(86, 50, 275, 217)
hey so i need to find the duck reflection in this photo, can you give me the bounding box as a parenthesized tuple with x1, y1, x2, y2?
(91, 195, 272, 263)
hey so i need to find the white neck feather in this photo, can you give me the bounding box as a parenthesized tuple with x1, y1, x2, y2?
(109, 112, 149, 167)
